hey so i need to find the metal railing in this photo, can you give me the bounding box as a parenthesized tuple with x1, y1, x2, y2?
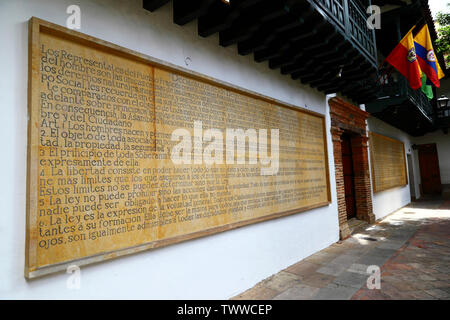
(310, 0, 377, 67)
(375, 77, 434, 122)
(406, 82, 434, 122)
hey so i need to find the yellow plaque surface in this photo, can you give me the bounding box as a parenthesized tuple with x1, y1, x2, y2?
(26, 18, 331, 278)
(369, 132, 408, 193)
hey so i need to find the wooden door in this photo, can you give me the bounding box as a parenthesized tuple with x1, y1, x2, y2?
(417, 144, 441, 195)
(341, 134, 356, 219)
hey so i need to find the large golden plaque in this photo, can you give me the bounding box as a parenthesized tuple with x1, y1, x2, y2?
(26, 18, 331, 278)
(369, 132, 408, 193)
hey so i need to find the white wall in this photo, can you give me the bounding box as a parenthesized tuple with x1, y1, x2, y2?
(436, 77, 450, 102)
(0, 0, 340, 299)
(367, 117, 418, 220)
(412, 130, 450, 186)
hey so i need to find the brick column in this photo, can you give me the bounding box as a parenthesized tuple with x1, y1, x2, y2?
(329, 97, 375, 239)
(331, 127, 351, 239)
(351, 136, 375, 224)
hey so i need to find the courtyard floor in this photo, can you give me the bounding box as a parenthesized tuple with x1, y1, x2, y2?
(232, 199, 450, 300)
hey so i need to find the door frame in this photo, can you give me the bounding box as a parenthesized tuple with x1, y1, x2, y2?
(417, 143, 442, 195)
(329, 97, 375, 239)
(407, 154, 416, 201)
(341, 133, 357, 220)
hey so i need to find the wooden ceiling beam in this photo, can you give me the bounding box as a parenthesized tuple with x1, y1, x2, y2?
(143, 0, 170, 12)
(173, 0, 216, 26)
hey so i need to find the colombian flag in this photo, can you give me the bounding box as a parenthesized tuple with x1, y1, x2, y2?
(385, 26, 422, 90)
(413, 24, 445, 88)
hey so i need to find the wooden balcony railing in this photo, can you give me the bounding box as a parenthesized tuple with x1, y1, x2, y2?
(310, 0, 377, 67)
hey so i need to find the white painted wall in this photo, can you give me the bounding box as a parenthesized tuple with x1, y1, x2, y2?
(0, 0, 340, 299)
(433, 78, 450, 186)
(366, 117, 418, 220)
(436, 77, 450, 102)
(412, 130, 450, 185)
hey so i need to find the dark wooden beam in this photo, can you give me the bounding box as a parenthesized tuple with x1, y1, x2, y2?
(292, 65, 325, 80)
(307, 71, 339, 87)
(219, 0, 293, 47)
(257, 1, 289, 22)
(238, 31, 277, 56)
(143, 0, 171, 12)
(197, 1, 238, 37)
(219, 19, 260, 47)
(268, 54, 295, 70)
(281, 59, 314, 75)
(237, 13, 297, 55)
(299, 67, 331, 84)
(173, 0, 216, 26)
(145, 0, 380, 104)
(253, 40, 290, 62)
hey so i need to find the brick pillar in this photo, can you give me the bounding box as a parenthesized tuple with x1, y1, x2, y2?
(331, 127, 351, 239)
(350, 136, 375, 224)
(329, 97, 375, 239)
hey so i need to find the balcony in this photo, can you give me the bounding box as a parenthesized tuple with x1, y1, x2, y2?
(143, 0, 378, 103)
(311, 0, 377, 67)
(365, 76, 436, 136)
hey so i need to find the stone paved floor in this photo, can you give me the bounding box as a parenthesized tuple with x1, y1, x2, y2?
(232, 199, 450, 300)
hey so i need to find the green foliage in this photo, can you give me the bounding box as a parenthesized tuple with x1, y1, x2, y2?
(435, 4, 450, 68)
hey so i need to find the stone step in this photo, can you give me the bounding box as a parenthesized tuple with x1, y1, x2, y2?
(347, 218, 369, 235)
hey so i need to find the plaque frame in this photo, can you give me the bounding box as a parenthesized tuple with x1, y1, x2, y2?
(369, 131, 408, 194)
(26, 17, 332, 278)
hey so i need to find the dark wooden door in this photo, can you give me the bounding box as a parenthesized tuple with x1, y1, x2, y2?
(341, 134, 356, 219)
(418, 144, 442, 195)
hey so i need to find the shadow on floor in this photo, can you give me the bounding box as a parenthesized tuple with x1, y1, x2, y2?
(232, 199, 450, 300)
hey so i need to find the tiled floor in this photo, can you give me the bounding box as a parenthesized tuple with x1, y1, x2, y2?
(232, 199, 450, 300)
